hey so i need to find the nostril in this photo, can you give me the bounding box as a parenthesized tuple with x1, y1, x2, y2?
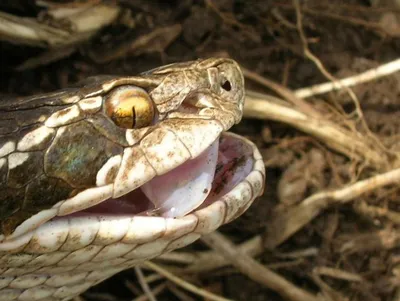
(221, 80, 231, 91)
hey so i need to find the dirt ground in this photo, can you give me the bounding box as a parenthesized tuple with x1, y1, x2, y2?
(1, 1, 400, 301)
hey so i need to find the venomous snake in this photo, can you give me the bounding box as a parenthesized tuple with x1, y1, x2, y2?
(0, 58, 265, 301)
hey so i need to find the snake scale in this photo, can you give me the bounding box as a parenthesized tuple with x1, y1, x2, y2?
(0, 58, 265, 301)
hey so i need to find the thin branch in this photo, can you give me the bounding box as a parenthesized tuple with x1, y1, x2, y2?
(313, 267, 363, 282)
(134, 266, 158, 301)
(292, 0, 388, 156)
(354, 201, 400, 224)
(294, 58, 400, 98)
(132, 283, 167, 301)
(241, 67, 319, 117)
(264, 167, 400, 248)
(144, 261, 234, 301)
(202, 231, 320, 301)
(244, 92, 389, 169)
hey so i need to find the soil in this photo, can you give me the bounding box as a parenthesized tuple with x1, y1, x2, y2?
(1, 1, 400, 301)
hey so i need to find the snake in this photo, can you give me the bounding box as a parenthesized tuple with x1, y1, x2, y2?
(0, 58, 265, 301)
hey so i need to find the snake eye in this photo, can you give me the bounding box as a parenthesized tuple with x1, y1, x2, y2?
(105, 86, 155, 129)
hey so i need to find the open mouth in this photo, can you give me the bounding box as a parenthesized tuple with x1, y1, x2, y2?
(63, 133, 255, 220)
(1, 115, 260, 243)
(0, 131, 264, 252)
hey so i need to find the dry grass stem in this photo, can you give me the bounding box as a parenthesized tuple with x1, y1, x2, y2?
(202, 231, 320, 301)
(244, 92, 389, 168)
(294, 58, 400, 98)
(132, 283, 167, 301)
(353, 201, 400, 224)
(167, 284, 197, 301)
(338, 228, 400, 254)
(293, 0, 363, 118)
(313, 267, 363, 282)
(178, 236, 262, 273)
(311, 272, 348, 301)
(293, 0, 391, 156)
(143, 262, 233, 301)
(242, 67, 319, 116)
(264, 167, 400, 248)
(275, 248, 319, 259)
(134, 267, 158, 301)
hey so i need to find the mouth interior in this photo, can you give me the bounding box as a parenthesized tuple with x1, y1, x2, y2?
(68, 134, 254, 218)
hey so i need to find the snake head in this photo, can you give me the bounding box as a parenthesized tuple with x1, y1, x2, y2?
(0, 58, 263, 246)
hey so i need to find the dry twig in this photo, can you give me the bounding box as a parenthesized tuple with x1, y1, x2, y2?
(202, 231, 320, 301)
(184, 235, 263, 273)
(264, 167, 400, 248)
(353, 201, 400, 224)
(294, 58, 400, 98)
(143, 261, 233, 301)
(244, 91, 389, 168)
(292, 0, 389, 156)
(337, 228, 400, 254)
(134, 267, 157, 301)
(132, 283, 167, 301)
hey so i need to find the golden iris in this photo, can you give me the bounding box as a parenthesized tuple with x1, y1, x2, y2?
(105, 86, 155, 129)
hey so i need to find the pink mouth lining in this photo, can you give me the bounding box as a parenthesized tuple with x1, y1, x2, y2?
(66, 134, 254, 218)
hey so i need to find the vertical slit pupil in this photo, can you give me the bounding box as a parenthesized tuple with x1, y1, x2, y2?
(132, 107, 136, 128)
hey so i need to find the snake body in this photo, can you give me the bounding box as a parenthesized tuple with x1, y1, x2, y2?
(0, 58, 265, 301)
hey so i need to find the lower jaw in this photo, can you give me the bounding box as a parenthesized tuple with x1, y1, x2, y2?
(65, 133, 255, 219)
